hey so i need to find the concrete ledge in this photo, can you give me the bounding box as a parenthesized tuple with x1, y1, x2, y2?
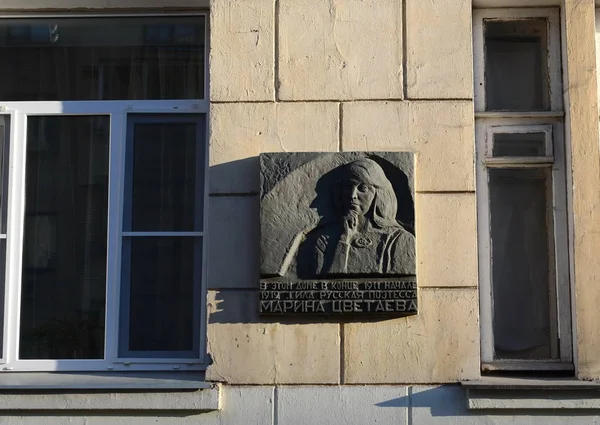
(0, 372, 211, 390)
(463, 378, 600, 410)
(0, 389, 219, 411)
(0, 373, 219, 411)
(0, 377, 219, 411)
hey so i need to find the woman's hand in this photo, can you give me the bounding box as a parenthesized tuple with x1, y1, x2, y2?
(342, 211, 360, 244)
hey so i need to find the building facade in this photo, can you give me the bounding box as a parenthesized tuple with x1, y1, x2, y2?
(0, 0, 597, 424)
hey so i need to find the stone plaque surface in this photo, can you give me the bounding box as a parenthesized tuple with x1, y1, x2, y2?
(260, 152, 417, 316)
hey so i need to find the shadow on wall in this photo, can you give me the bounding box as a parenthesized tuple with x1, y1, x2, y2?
(208, 158, 261, 326)
(375, 386, 600, 418)
(376, 387, 465, 417)
(209, 157, 260, 194)
(208, 286, 416, 326)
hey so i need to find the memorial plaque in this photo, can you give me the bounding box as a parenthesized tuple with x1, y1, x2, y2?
(260, 152, 417, 316)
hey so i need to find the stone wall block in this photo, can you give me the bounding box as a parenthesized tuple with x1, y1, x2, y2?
(278, 0, 403, 100)
(409, 101, 475, 191)
(278, 386, 408, 425)
(406, 0, 473, 99)
(210, 102, 339, 194)
(206, 290, 340, 384)
(207, 196, 259, 289)
(343, 101, 474, 192)
(342, 101, 411, 151)
(343, 288, 480, 383)
(218, 385, 273, 425)
(416, 193, 477, 287)
(210, 0, 274, 101)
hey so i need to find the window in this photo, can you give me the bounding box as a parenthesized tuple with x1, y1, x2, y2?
(473, 9, 573, 371)
(0, 14, 209, 372)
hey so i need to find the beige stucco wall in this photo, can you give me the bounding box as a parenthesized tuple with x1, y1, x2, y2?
(207, 0, 600, 386)
(0, 1, 597, 423)
(207, 0, 480, 385)
(566, 0, 600, 380)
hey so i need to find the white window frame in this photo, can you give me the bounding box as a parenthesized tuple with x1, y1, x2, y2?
(0, 12, 210, 372)
(484, 124, 554, 160)
(474, 8, 573, 372)
(473, 8, 563, 114)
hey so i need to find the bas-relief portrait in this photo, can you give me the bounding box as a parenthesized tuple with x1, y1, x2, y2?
(260, 153, 416, 281)
(296, 158, 415, 277)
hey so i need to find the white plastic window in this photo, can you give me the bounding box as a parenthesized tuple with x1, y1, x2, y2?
(0, 13, 209, 372)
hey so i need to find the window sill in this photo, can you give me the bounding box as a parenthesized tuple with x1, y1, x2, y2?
(0, 372, 219, 411)
(462, 377, 600, 410)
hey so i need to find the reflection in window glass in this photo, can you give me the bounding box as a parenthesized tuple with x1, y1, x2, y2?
(122, 237, 200, 356)
(493, 132, 547, 157)
(19, 116, 109, 360)
(119, 116, 203, 358)
(489, 168, 556, 360)
(129, 122, 201, 232)
(0, 17, 205, 101)
(485, 19, 549, 111)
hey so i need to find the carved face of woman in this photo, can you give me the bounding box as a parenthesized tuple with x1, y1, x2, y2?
(340, 178, 376, 216)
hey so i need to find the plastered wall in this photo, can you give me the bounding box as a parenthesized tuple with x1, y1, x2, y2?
(571, 0, 600, 380)
(207, 0, 480, 385)
(0, 0, 598, 423)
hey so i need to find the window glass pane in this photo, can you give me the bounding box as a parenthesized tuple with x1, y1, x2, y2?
(485, 19, 549, 111)
(489, 168, 556, 360)
(19, 116, 109, 360)
(493, 132, 547, 157)
(127, 119, 202, 232)
(0, 17, 205, 100)
(121, 237, 200, 356)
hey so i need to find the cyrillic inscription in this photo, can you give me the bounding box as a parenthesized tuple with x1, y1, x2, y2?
(259, 279, 417, 314)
